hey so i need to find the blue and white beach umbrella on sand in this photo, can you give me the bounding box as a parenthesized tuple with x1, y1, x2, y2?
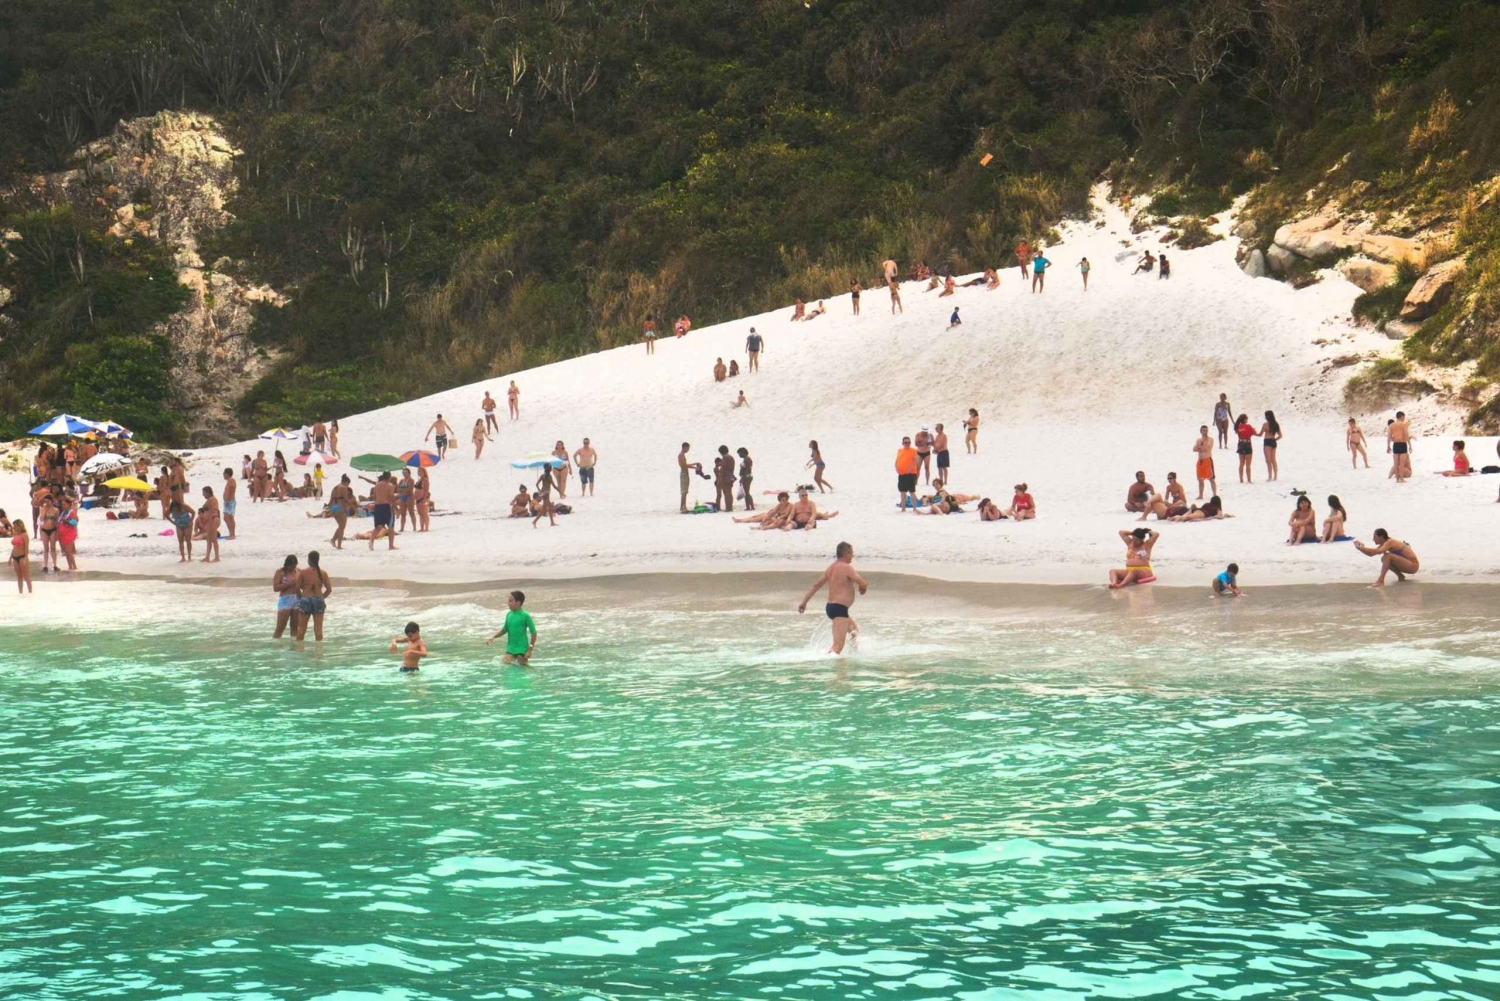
(28, 414, 99, 436)
(510, 453, 564, 470)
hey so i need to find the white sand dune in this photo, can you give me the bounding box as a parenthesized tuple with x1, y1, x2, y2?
(6, 191, 1496, 593)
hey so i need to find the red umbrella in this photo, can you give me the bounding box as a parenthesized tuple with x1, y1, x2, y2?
(400, 450, 442, 467)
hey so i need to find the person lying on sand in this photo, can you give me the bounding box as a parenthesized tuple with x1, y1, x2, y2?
(985, 267, 999, 290)
(804, 300, 826, 321)
(1108, 527, 1158, 589)
(978, 498, 1007, 521)
(919, 479, 979, 514)
(735, 493, 793, 529)
(1169, 495, 1225, 522)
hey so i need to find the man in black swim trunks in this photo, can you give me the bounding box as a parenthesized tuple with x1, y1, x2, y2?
(797, 541, 868, 655)
(425, 414, 453, 460)
(369, 473, 397, 550)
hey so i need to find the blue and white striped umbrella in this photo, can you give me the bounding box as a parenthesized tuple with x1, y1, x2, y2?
(510, 455, 564, 470)
(92, 419, 134, 439)
(28, 414, 99, 436)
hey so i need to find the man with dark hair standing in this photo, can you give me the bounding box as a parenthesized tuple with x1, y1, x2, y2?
(797, 542, 868, 655)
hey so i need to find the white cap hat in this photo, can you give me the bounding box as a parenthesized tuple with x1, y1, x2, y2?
(921, 424, 930, 430)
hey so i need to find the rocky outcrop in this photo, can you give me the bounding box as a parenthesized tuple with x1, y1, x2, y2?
(1400, 258, 1465, 321)
(1337, 257, 1397, 293)
(1241, 248, 1267, 278)
(1260, 204, 1445, 292)
(21, 112, 286, 444)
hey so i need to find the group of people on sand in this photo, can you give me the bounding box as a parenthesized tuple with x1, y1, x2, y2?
(734, 487, 838, 530)
(677, 443, 757, 515)
(640, 313, 694, 353)
(1127, 470, 1225, 523)
(1131, 250, 1171, 279)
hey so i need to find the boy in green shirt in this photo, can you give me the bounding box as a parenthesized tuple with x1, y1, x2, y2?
(486, 590, 538, 664)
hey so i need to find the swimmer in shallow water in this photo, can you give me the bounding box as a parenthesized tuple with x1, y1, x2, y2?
(390, 621, 427, 670)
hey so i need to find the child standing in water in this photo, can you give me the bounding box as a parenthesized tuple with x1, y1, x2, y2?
(486, 590, 539, 665)
(391, 622, 427, 671)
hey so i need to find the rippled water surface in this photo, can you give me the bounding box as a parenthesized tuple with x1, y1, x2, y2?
(2, 577, 1499, 999)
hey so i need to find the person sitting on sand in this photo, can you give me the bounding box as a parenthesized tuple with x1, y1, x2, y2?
(1442, 439, 1472, 475)
(1170, 495, 1225, 522)
(1287, 495, 1318, 545)
(1006, 483, 1036, 520)
(1158, 253, 1171, 279)
(735, 492, 793, 529)
(1355, 528, 1419, 586)
(1133, 250, 1156, 274)
(947, 307, 961, 330)
(805, 300, 826, 321)
(985, 267, 999, 290)
(713, 358, 727, 382)
(1321, 494, 1348, 542)
(0, 510, 11, 537)
(510, 485, 532, 518)
(1108, 527, 1158, 588)
(1125, 471, 1154, 512)
(790, 299, 806, 321)
(978, 497, 1007, 521)
(732, 390, 749, 409)
(786, 488, 838, 529)
(728, 359, 740, 377)
(1136, 491, 1171, 521)
(939, 275, 956, 297)
(925, 274, 941, 291)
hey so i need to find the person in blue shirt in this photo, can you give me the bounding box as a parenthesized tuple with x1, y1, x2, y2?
(947, 307, 961, 330)
(1212, 563, 1241, 596)
(1031, 252, 1050, 292)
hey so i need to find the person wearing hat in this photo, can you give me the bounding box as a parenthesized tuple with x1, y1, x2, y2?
(914, 425, 935, 485)
(745, 327, 764, 372)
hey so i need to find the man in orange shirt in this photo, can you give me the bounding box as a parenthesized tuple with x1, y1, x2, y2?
(895, 436, 920, 511)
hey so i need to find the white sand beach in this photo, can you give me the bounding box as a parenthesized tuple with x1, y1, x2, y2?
(5, 193, 1496, 599)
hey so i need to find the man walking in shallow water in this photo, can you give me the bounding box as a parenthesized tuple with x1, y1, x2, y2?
(798, 541, 868, 655)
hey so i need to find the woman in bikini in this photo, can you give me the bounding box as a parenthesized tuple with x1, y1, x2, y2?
(1321, 495, 1348, 543)
(329, 420, 341, 459)
(551, 441, 572, 497)
(963, 409, 979, 453)
(272, 555, 301, 638)
(919, 480, 978, 515)
(169, 499, 195, 562)
(415, 469, 432, 531)
(1355, 529, 1419, 586)
(978, 498, 1007, 521)
(396, 472, 416, 532)
(850, 280, 861, 315)
(10, 521, 32, 594)
(806, 440, 833, 492)
(1108, 527, 1158, 589)
(471, 419, 487, 460)
(1260, 410, 1282, 481)
(327, 476, 354, 548)
(1346, 418, 1369, 469)
(1287, 495, 1317, 544)
(643, 313, 657, 353)
(36, 495, 59, 573)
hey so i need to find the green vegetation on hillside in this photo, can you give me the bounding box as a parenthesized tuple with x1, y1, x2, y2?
(0, 0, 1496, 440)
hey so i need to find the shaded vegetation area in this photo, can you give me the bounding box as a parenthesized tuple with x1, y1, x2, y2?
(0, 0, 1496, 439)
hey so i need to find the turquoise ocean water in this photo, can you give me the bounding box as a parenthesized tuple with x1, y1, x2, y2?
(1, 577, 1498, 999)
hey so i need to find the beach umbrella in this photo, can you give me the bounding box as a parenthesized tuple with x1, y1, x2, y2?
(93, 419, 133, 439)
(400, 450, 442, 468)
(29, 414, 99, 436)
(509, 455, 564, 470)
(79, 453, 131, 476)
(350, 453, 407, 473)
(260, 427, 300, 440)
(103, 476, 153, 492)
